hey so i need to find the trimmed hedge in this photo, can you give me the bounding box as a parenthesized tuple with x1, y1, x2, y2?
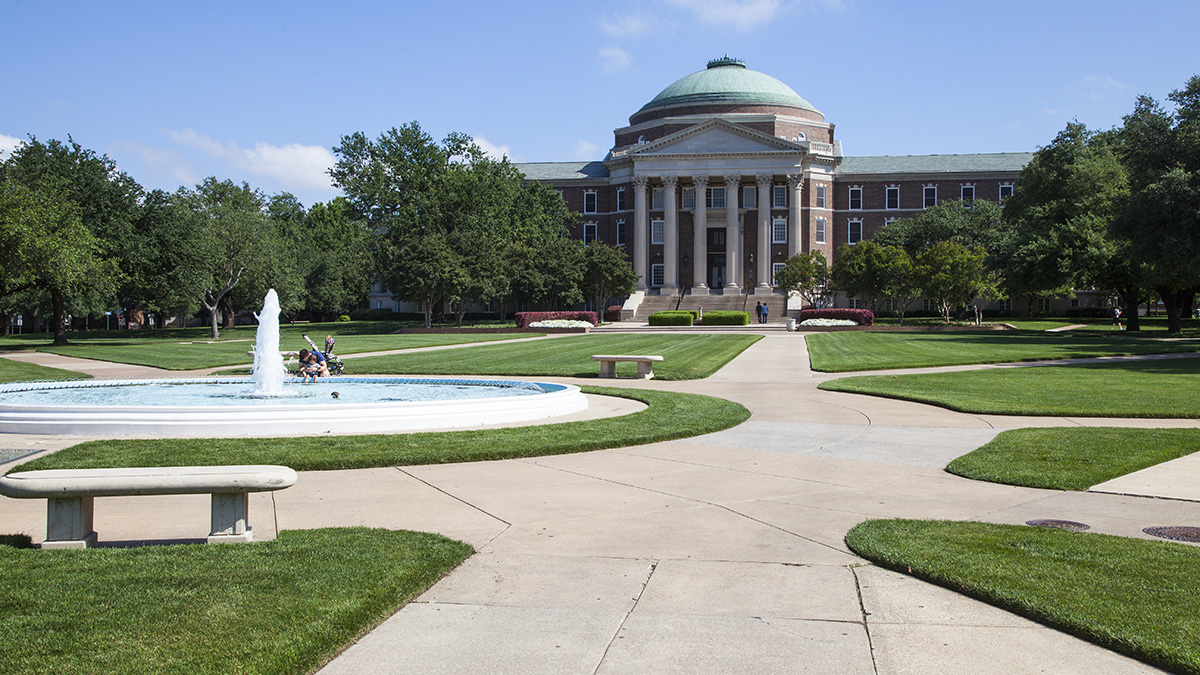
(514, 311, 598, 329)
(348, 308, 400, 321)
(798, 308, 874, 326)
(1065, 306, 1112, 318)
(605, 305, 624, 322)
(702, 310, 750, 326)
(649, 310, 694, 326)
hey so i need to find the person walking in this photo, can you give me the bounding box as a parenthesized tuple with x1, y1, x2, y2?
(1111, 305, 1122, 330)
(755, 302, 763, 324)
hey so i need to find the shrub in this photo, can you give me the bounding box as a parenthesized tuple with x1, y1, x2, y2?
(336, 315, 351, 322)
(348, 308, 399, 321)
(514, 311, 598, 329)
(702, 310, 750, 326)
(1065, 306, 1112, 318)
(798, 308, 874, 326)
(649, 311, 694, 326)
(605, 305, 624, 322)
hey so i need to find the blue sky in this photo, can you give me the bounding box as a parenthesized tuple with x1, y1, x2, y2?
(3, 0, 1198, 207)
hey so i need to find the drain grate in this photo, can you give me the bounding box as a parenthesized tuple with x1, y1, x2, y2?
(1143, 526, 1200, 543)
(1026, 519, 1090, 531)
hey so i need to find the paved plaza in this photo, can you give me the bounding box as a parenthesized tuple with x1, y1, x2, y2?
(3, 330, 1198, 673)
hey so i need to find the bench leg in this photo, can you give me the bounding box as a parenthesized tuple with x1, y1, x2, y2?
(636, 362, 655, 380)
(598, 361, 616, 378)
(209, 492, 253, 544)
(43, 496, 97, 549)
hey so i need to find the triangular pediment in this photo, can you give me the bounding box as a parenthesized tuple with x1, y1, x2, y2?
(630, 119, 804, 157)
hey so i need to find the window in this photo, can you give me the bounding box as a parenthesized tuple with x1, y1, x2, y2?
(886, 186, 899, 210)
(999, 183, 1014, 202)
(815, 185, 827, 209)
(743, 185, 756, 209)
(651, 219, 664, 245)
(923, 299, 936, 313)
(923, 185, 937, 208)
(616, 220, 626, 246)
(706, 187, 726, 209)
(961, 184, 975, 203)
(815, 218, 826, 244)
(583, 222, 597, 244)
(773, 185, 786, 208)
(681, 187, 695, 210)
(651, 264, 664, 287)
(1000, 299, 1013, 313)
(583, 190, 597, 214)
(708, 229, 726, 247)
(883, 217, 897, 228)
(772, 217, 787, 244)
(848, 187, 862, 210)
(1070, 297, 1080, 309)
(848, 219, 863, 244)
(772, 263, 785, 286)
(616, 187, 627, 212)
(1037, 298, 1052, 314)
(849, 298, 862, 309)
(652, 188, 664, 210)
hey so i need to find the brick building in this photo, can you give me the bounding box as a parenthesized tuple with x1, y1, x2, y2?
(514, 57, 1032, 315)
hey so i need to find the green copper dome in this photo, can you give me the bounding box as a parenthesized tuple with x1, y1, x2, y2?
(634, 57, 820, 121)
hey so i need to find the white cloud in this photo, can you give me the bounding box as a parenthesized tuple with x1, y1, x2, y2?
(599, 11, 654, 37)
(109, 141, 198, 185)
(0, 133, 25, 160)
(473, 135, 512, 161)
(597, 46, 635, 75)
(167, 129, 336, 191)
(572, 140, 602, 160)
(1070, 75, 1128, 102)
(659, 0, 782, 31)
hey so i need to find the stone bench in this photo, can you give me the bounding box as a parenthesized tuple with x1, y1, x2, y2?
(591, 354, 664, 380)
(0, 465, 298, 549)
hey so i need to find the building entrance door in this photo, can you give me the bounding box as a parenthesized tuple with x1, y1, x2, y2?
(709, 255, 726, 288)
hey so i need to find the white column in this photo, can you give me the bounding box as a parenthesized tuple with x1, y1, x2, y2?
(632, 176, 649, 291)
(787, 173, 804, 257)
(662, 176, 679, 293)
(724, 175, 741, 290)
(690, 175, 709, 295)
(755, 174, 773, 293)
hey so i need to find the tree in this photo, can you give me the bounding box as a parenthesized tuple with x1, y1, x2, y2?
(914, 242, 997, 322)
(1112, 76, 1200, 333)
(0, 180, 116, 344)
(831, 241, 913, 315)
(299, 197, 373, 319)
(999, 122, 1130, 319)
(772, 251, 828, 315)
(582, 242, 638, 319)
(873, 200, 1009, 258)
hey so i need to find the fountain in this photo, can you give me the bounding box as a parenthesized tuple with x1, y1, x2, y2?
(0, 291, 587, 437)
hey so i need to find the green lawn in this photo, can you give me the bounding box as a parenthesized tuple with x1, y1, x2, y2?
(0, 323, 537, 371)
(806, 330, 1200, 372)
(1001, 319, 1077, 331)
(846, 519, 1200, 675)
(14, 386, 750, 472)
(820, 356, 1200, 417)
(0, 528, 470, 675)
(0, 358, 91, 384)
(348, 333, 762, 380)
(947, 428, 1200, 490)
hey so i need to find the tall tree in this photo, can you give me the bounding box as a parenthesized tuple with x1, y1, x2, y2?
(831, 241, 912, 315)
(873, 200, 1009, 258)
(582, 242, 638, 319)
(773, 251, 829, 316)
(914, 242, 998, 322)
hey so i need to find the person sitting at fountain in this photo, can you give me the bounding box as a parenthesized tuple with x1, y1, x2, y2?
(297, 349, 329, 381)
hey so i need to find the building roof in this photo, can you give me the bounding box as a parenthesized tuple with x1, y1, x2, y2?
(514, 161, 610, 181)
(635, 57, 820, 120)
(837, 152, 1033, 175)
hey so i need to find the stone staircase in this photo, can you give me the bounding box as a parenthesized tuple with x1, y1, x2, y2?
(634, 290, 790, 323)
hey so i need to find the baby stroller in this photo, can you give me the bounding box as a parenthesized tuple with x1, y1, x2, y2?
(302, 333, 344, 376)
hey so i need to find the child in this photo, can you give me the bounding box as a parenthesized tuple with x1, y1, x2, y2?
(297, 348, 330, 381)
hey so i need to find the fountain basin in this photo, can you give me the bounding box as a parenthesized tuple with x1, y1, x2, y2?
(0, 377, 588, 437)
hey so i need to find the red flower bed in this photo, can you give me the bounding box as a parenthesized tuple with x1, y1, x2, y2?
(605, 305, 624, 322)
(797, 308, 875, 325)
(514, 311, 599, 328)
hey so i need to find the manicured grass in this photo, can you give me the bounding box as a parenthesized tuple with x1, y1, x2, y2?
(0, 358, 91, 384)
(0, 527, 471, 675)
(819, 356, 1200, 417)
(348, 334, 762, 380)
(806, 330, 1200, 372)
(14, 386, 751, 472)
(846, 519, 1200, 675)
(1001, 320, 1077, 331)
(947, 428, 1200, 490)
(2, 324, 536, 371)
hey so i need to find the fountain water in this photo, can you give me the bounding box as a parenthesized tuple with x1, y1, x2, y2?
(0, 290, 588, 437)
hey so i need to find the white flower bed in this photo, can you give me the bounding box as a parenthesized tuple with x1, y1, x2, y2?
(528, 319, 594, 328)
(799, 318, 859, 327)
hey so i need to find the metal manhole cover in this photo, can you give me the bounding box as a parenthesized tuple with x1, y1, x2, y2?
(1026, 519, 1090, 531)
(1143, 526, 1200, 543)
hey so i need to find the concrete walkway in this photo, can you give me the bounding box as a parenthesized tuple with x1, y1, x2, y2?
(3, 333, 1196, 673)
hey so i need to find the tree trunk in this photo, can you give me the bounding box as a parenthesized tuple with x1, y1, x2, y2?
(221, 294, 235, 330)
(1116, 285, 1144, 332)
(1157, 287, 1194, 334)
(51, 289, 69, 345)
